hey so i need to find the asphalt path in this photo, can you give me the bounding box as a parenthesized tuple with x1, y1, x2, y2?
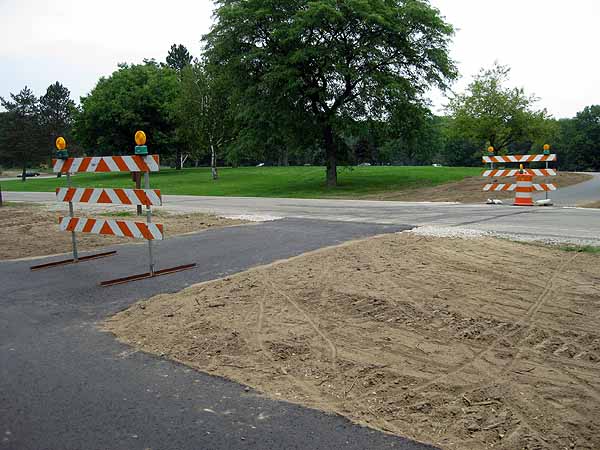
(1, 218, 439, 450)
(7, 191, 600, 244)
(533, 172, 600, 206)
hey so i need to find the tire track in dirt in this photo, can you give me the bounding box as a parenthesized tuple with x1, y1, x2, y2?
(411, 252, 579, 393)
(253, 278, 323, 400)
(264, 277, 338, 366)
(441, 253, 582, 447)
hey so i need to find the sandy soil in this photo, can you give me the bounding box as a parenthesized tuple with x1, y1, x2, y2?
(0, 204, 246, 260)
(107, 233, 600, 450)
(580, 201, 600, 209)
(361, 172, 592, 203)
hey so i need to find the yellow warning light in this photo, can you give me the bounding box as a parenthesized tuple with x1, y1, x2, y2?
(135, 130, 147, 146)
(543, 144, 550, 151)
(487, 146, 494, 153)
(520, 164, 524, 171)
(56, 136, 66, 150)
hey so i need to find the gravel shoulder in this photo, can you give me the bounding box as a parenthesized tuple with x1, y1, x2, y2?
(106, 231, 600, 450)
(0, 203, 247, 260)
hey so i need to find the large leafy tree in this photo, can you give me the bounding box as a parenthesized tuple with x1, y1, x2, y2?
(39, 81, 77, 161)
(0, 87, 45, 180)
(204, 0, 456, 186)
(447, 63, 550, 153)
(74, 62, 180, 158)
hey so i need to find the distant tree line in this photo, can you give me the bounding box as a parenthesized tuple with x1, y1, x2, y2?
(1, 1, 599, 184)
(0, 83, 77, 179)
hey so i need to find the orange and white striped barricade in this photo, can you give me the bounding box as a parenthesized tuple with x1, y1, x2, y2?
(482, 154, 557, 164)
(483, 183, 557, 193)
(481, 168, 556, 177)
(56, 187, 162, 206)
(31, 133, 195, 286)
(482, 148, 558, 206)
(52, 155, 160, 174)
(514, 173, 535, 206)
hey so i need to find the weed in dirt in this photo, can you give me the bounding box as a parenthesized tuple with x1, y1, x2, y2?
(99, 211, 135, 217)
(506, 238, 600, 255)
(557, 244, 600, 254)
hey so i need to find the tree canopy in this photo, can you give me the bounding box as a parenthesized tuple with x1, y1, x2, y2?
(0, 86, 46, 178)
(204, 0, 457, 185)
(39, 82, 77, 159)
(555, 105, 600, 170)
(4, 6, 598, 177)
(74, 62, 180, 157)
(166, 44, 193, 76)
(173, 61, 235, 177)
(446, 63, 549, 153)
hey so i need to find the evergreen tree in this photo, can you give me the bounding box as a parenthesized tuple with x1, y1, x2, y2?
(39, 81, 77, 162)
(166, 44, 193, 77)
(0, 86, 44, 180)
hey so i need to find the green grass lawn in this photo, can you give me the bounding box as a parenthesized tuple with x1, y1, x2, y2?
(0, 166, 481, 198)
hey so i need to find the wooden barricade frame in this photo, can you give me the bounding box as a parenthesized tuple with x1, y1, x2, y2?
(31, 135, 195, 286)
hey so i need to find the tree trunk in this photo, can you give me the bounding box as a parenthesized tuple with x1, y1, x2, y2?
(21, 164, 27, 182)
(323, 123, 337, 187)
(281, 148, 289, 167)
(210, 144, 218, 180)
(176, 148, 182, 170)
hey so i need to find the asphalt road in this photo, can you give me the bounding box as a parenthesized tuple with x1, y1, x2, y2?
(7, 191, 600, 245)
(1, 218, 439, 450)
(533, 172, 600, 206)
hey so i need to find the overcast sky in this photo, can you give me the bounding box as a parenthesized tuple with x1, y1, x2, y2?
(1, 0, 598, 118)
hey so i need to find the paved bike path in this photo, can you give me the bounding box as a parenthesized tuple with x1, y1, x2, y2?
(0, 218, 436, 450)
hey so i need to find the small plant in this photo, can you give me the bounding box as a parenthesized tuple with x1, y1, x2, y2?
(100, 211, 134, 217)
(557, 245, 600, 254)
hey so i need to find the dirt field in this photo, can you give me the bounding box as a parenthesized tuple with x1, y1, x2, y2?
(361, 172, 592, 203)
(0, 204, 246, 260)
(107, 232, 600, 450)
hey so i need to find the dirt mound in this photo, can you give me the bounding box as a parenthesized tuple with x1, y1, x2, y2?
(107, 233, 600, 449)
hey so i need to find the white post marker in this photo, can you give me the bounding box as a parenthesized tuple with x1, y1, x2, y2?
(66, 171, 79, 261)
(144, 170, 154, 276)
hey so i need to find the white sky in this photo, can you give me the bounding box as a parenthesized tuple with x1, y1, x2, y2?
(1, 0, 598, 118)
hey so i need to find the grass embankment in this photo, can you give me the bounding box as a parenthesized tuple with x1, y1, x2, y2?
(0, 166, 481, 198)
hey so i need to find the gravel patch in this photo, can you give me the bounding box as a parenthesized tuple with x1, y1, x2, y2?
(408, 225, 600, 247)
(222, 214, 281, 222)
(408, 226, 492, 239)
